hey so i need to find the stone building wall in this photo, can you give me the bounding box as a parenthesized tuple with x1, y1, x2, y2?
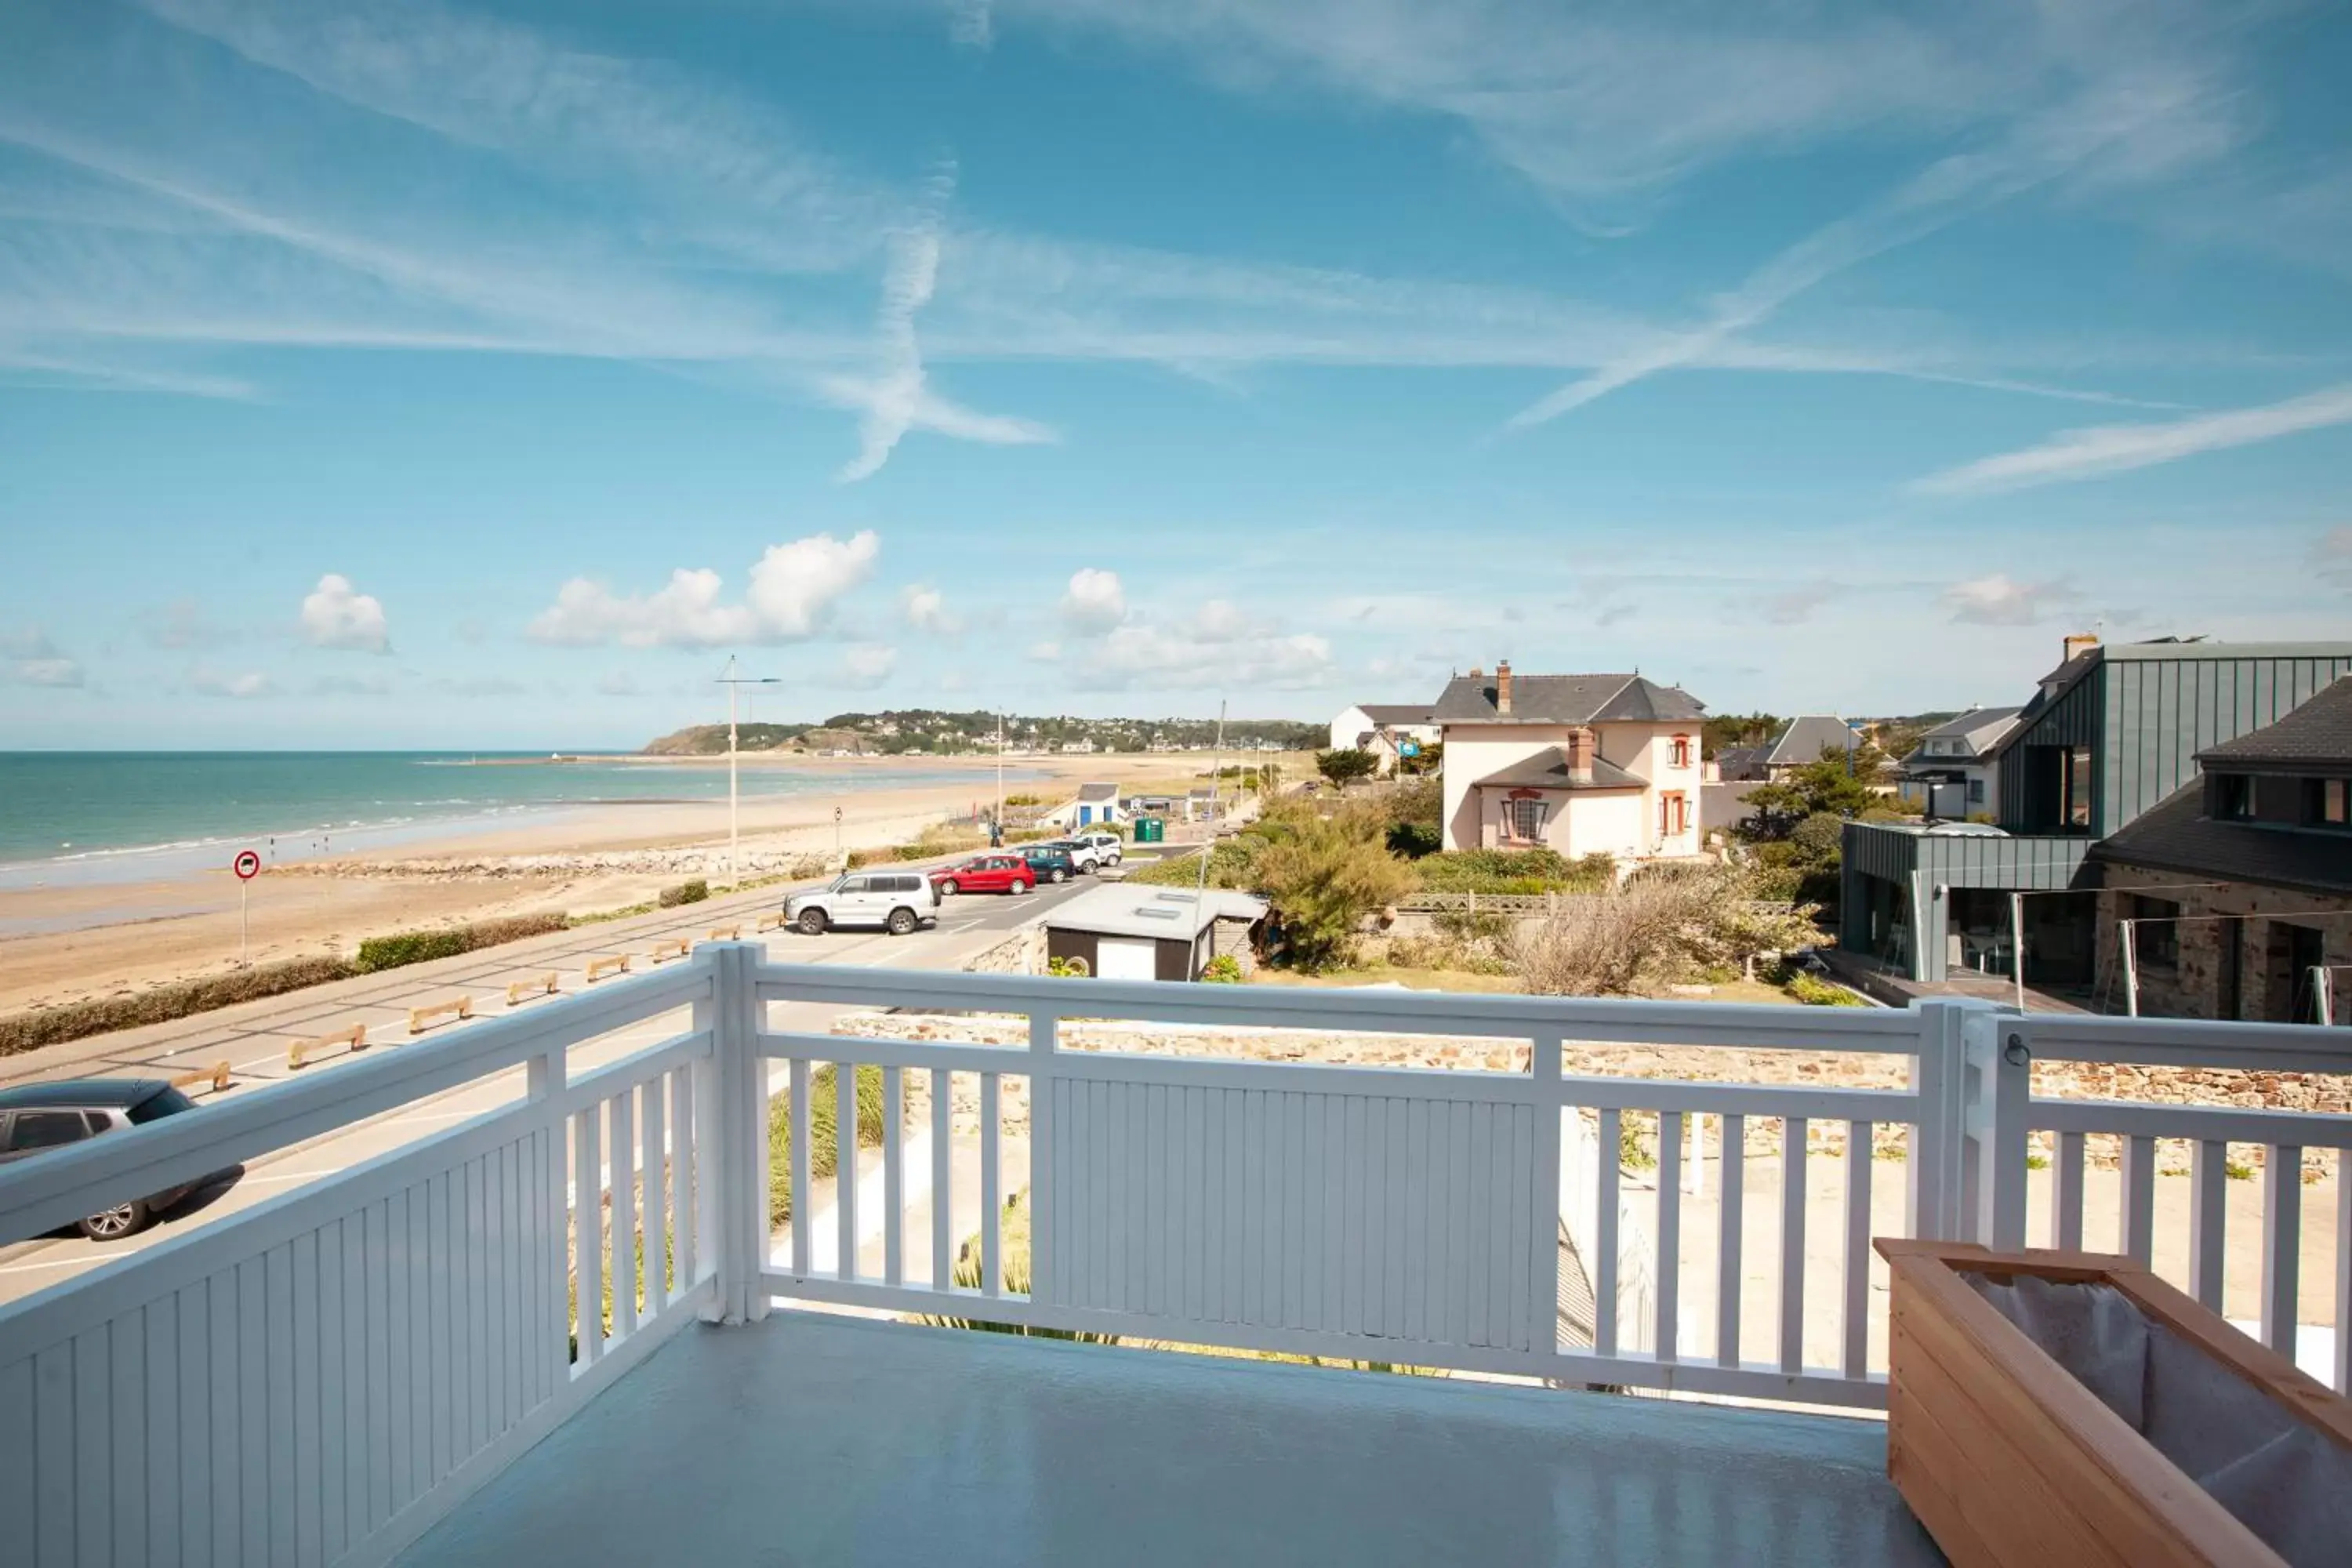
(2093, 862, 2352, 1022)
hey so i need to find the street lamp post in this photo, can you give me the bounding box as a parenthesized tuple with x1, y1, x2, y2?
(716, 656, 780, 887)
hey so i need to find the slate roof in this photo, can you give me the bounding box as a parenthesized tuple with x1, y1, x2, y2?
(1471, 747, 1646, 792)
(1429, 672, 1706, 725)
(1714, 746, 1768, 781)
(1355, 703, 1436, 725)
(1074, 782, 1120, 802)
(2198, 677, 2352, 769)
(2092, 780, 2352, 896)
(1764, 715, 1860, 767)
(1916, 706, 2023, 746)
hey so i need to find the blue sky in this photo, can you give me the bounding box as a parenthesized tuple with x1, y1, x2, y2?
(2, 0, 2349, 749)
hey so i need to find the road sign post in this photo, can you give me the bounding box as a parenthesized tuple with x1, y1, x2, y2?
(233, 848, 262, 968)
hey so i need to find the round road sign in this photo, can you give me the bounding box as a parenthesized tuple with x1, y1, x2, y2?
(233, 849, 263, 880)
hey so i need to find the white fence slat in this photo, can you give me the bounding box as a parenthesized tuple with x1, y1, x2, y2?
(673, 1065, 699, 1307)
(237, 1253, 267, 1556)
(612, 1090, 639, 1338)
(2190, 1139, 2227, 1309)
(1243, 1090, 1265, 1328)
(2262, 1145, 2303, 1356)
(2053, 1131, 2086, 1250)
(1029, 1013, 1058, 1301)
(835, 1061, 858, 1284)
(575, 1109, 604, 1367)
(883, 1066, 905, 1288)
(1656, 1111, 1682, 1364)
(292, 1232, 321, 1565)
(35, 1341, 71, 1568)
(982, 1073, 1003, 1298)
(0, 1358, 31, 1568)
(1595, 1109, 1621, 1358)
(930, 1068, 952, 1294)
(788, 1058, 811, 1281)
(1531, 1036, 1563, 1356)
(144, 1290, 179, 1568)
(114, 1304, 149, 1567)
(641, 1075, 668, 1316)
(1716, 1113, 1744, 1367)
(1780, 1118, 1808, 1374)
(74, 1327, 110, 1568)
(182, 1279, 213, 1555)
(2335, 1150, 2351, 1396)
(364, 1200, 392, 1534)
(2120, 1134, 2157, 1263)
(1842, 1120, 1871, 1381)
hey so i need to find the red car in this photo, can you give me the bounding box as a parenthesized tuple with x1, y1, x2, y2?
(930, 854, 1036, 897)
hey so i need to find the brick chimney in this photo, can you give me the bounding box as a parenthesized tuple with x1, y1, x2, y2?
(1565, 725, 1595, 784)
(1495, 659, 1513, 716)
(2063, 632, 2100, 665)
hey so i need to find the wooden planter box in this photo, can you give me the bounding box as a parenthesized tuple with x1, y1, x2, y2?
(1877, 1240, 2352, 1568)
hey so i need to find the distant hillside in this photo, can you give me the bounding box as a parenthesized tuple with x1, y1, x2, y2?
(639, 709, 1321, 757)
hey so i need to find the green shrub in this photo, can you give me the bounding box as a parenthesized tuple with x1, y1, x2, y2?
(1047, 956, 1091, 978)
(0, 954, 358, 1055)
(1200, 953, 1244, 983)
(464, 912, 571, 947)
(354, 927, 470, 972)
(1414, 849, 1615, 895)
(767, 1062, 886, 1226)
(657, 879, 710, 907)
(1255, 805, 1416, 970)
(1787, 971, 1864, 1007)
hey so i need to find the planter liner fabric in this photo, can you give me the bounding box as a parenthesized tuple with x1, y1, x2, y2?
(1967, 1272, 2352, 1567)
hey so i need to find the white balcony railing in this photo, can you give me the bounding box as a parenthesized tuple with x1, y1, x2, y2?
(1, 946, 2347, 1566)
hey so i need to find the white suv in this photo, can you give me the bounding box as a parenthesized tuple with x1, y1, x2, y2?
(785, 870, 940, 936)
(1073, 831, 1124, 866)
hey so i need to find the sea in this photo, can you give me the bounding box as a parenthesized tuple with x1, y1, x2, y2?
(0, 752, 1012, 889)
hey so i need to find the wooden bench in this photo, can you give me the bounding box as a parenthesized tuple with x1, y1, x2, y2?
(170, 1062, 232, 1096)
(756, 910, 790, 933)
(408, 995, 474, 1035)
(505, 972, 560, 1006)
(705, 925, 742, 942)
(585, 954, 631, 982)
(289, 1022, 368, 1070)
(648, 938, 690, 964)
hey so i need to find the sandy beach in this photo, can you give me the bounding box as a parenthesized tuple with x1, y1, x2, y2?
(0, 751, 1262, 1016)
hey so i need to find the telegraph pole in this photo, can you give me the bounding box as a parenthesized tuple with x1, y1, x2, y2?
(715, 656, 779, 886)
(996, 711, 1006, 835)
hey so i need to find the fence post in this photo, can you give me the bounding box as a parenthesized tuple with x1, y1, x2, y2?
(1967, 1008, 2031, 1250)
(1028, 1011, 1058, 1306)
(1909, 1002, 1968, 1242)
(702, 943, 766, 1325)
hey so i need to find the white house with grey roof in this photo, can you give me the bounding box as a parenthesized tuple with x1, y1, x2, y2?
(1432, 662, 1708, 861)
(1328, 702, 1439, 775)
(1042, 780, 1123, 829)
(1895, 706, 2022, 820)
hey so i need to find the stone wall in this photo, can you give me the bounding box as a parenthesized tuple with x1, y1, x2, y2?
(2095, 863, 2352, 1022)
(960, 921, 1047, 976)
(837, 1009, 2347, 1178)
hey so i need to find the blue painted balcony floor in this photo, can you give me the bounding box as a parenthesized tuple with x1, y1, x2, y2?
(404, 1312, 1945, 1566)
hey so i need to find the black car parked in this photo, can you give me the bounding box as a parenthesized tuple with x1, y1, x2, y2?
(0, 1079, 236, 1240)
(1015, 844, 1077, 884)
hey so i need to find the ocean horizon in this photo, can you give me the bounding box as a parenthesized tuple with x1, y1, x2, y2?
(0, 750, 1026, 886)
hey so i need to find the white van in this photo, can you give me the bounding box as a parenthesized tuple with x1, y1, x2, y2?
(784, 870, 940, 936)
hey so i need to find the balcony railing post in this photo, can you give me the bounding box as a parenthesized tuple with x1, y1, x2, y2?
(1908, 1001, 1968, 1242)
(702, 943, 767, 1325)
(1969, 1011, 2031, 1250)
(1029, 1011, 1058, 1306)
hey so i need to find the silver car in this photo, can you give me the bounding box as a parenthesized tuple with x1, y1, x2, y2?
(785, 870, 940, 936)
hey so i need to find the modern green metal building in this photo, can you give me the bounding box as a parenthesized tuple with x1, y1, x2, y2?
(1841, 639, 2352, 983)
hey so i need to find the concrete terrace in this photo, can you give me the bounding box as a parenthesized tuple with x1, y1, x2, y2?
(405, 1312, 1944, 1568)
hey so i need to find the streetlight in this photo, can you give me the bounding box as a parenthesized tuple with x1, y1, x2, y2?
(716, 656, 779, 886)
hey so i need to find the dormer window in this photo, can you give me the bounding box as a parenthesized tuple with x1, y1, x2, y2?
(2306, 777, 2349, 829)
(2215, 774, 2252, 820)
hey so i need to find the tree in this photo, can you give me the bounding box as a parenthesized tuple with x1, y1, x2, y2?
(1252, 805, 1416, 969)
(1314, 747, 1380, 789)
(1738, 753, 1889, 840)
(1397, 739, 1443, 776)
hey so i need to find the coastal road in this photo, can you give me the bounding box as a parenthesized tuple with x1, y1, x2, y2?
(0, 859, 1133, 1304)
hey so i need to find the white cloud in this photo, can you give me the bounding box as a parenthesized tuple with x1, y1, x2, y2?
(529, 532, 879, 648)
(1941, 574, 2080, 626)
(2314, 528, 2352, 590)
(189, 667, 275, 699)
(1760, 580, 1842, 627)
(596, 671, 640, 697)
(433, 675, 528, 698)
(1911, 383, 2352, 495)
(1061, 568, 1128, 633)
(826, 168, 1055, 481)
(839, 644, 898, 689)
(2, 627, 85, 688)
(900, 583, 963, 634)
(1079, 624, 1335, 693)
(143, 598, 239, 650)
(949, 0, 993, 50)
(1027, 640, 1064, 662)
(299, 573, 390, 652)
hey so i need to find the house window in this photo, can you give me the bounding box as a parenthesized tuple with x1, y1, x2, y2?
(1658, 792, 1688, 837)
(2304, 777, 2349, 829)
(1966, 779, 1985, 805)
(2216, 774, 2252, 820)
(2064, 747, 2092, 829)
(1508, 797, 1544, 841)
(2129, 896, 2180, 971)
(1669, 735, 1692, 768)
